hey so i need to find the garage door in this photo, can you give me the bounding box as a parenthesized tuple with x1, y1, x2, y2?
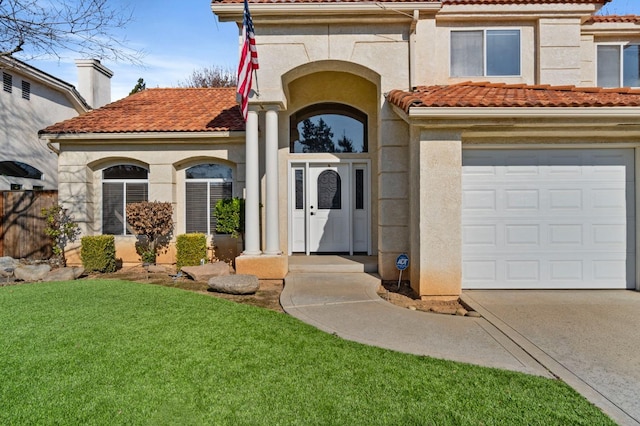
(462, 149, 635, 289)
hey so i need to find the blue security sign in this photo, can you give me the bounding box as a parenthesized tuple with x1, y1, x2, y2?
(395, 254, 409, 271)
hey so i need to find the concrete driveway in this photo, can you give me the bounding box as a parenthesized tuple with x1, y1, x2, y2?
(462, 290, 640, 426)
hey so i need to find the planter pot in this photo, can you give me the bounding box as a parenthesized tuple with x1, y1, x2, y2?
(213, 234, 242, 264)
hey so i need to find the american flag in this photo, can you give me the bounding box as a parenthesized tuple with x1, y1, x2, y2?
(237, 0, 259, 121)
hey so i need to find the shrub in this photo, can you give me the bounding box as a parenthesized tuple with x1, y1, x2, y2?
(125, 201, 174, 264)
(215, 198, 244, 238)
(81, 235, 117, 272)
(176, 233, 208, 270)
(41, 204, 81, 267)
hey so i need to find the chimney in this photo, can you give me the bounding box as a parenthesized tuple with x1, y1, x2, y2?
(75, 59, 114, 109)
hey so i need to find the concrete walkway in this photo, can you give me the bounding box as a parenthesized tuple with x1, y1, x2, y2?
(281, 273, 640, 426)
(464, 290, 640, 426)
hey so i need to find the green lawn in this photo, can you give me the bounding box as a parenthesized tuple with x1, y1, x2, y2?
(0, 280, 614, 425)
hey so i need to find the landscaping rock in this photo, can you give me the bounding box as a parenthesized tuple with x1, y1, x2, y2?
(430, 306, 458, 315)
(14, 264, 51, 282)
(43, 267, 85, 282)
(181, 262, 230, 281)
(456, 307, 468, 317)
(208, 274, 259, 295)
(147, 265, 168, 274)
(0, 256, 19, 277)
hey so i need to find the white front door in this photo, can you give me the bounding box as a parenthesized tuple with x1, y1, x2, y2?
(290, 162, 369, 254)
(309, 164, 350, 252)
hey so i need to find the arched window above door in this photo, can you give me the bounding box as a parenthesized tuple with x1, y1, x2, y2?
(290, 103, 367, 153)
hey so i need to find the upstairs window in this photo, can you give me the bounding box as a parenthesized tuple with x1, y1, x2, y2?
(451, 29, 521, 77)
(185, 164, 233, 234)
(102, 165, 148, 235)
(3, 72, 12, 93)
(290, 103, 367, 153)
(597, 44, 640, 88)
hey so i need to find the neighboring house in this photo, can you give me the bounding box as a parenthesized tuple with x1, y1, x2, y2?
(0, 56, 112, 190)
(40, 0, 640, 297)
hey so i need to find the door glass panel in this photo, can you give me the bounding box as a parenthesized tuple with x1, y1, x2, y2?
(355, 169, 364, 210)
(295, 169, 304, 210)
(317, 170, 341, 209)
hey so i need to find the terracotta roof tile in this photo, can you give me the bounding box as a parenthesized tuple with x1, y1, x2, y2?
(586, 14, 640, 24)
(214, 0, 608, 3)
(40, 88, 244, 135)
(386, 82, 640, 112)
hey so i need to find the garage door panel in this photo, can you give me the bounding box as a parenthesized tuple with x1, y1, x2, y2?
(462, 148, 635, 289)
(464, 253, 632, 289)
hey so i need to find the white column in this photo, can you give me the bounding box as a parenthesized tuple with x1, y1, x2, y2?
(244, 108, 261, 255)
(264, 106, 281, 255)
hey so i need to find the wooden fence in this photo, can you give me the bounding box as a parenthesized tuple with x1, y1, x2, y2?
(0, 190, 57, 259)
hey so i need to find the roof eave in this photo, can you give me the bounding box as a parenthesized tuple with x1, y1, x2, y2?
(0, 56, 91, 113)
(39, 131, 246, 142)
(407, 106, 640, 119)
(212, 2, 442, 21)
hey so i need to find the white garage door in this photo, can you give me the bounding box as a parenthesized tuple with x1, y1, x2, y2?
(462, 149, 635, 289)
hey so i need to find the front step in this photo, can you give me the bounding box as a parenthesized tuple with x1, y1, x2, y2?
(288, 255, 378, 274)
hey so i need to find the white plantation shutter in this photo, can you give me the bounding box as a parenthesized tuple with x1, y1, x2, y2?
(186, 182, 208, 233)
(185, 164, 233, 235)
(102, 165, 148, 235)
(102, 182, 125, 235)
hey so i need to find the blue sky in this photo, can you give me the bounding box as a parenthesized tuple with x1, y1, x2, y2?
(29, 1, 239, 100)
(22, 0, 640, 101)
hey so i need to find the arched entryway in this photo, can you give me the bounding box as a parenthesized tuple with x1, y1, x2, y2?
(282, 63, 379, 255)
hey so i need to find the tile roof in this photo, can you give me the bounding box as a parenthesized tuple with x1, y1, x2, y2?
(40, 88, 244, 135)
(586, 14, 640, 23)
(213, 0, 608, 4)
(386, 82, 640, 112)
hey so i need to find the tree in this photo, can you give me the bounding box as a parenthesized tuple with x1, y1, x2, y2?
(41, 204, 81, 267)
(178, 65, 236, 88)
(129, 78, 146, 95)
(337, 132, 354, 153)
(0, 0, 140, 62)
(125, 201, 174, 264)
(299, 118, 335, 153)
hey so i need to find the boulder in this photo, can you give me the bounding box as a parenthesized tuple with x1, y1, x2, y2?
(0, 256, 19, 277)
(14, 264, 51, 282)
(147, 265, 168, 274)
(208, 274, 259, 295)
(181, 262, 230, 282)
(43, 267, 85, 282)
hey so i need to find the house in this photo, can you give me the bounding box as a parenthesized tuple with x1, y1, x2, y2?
(40, 0, 640, 298)
(0, 56, 112, 190)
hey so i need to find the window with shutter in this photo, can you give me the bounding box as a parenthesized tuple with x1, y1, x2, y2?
(185, 164, 233, 235)
(102, 165, 148, 235)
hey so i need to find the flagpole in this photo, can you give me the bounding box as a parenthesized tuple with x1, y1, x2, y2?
(253, 68, 259, 97)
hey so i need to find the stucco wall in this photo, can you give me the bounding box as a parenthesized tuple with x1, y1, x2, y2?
(58, 137, 245, 266)
(0, 69, 81, 190)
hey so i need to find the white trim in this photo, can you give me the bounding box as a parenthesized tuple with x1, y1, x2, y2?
(450, 28, 522, 78)
(287, 158, 371, 256)
(40, 131, 245, 142)
(636, 148, 640, 291)
(213, 3, 441, 19)
(408, 107, 640, 119)
(595, 42, 640, 89)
